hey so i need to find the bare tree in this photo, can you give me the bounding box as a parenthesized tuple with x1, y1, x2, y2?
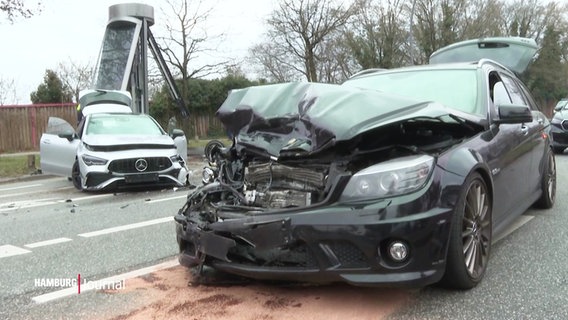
(157, 0, 230, 85)
(0, 76, 17, 105)
(251, 0, 357, 83)
(505, 0, 565, 41)
(56, 60, 94, 103)
(347, 0, 409, 69)
(249, 42, 301, 82)
(1, 0, 42, 22)
(409, 0, 507, 63)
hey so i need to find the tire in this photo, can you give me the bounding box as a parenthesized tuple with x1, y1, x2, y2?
(440, 172, 492, 290)
(71, 160, 83, 191)
(552, 146, 564, 154)
(534, 151, 556, 209)
(204, 140, 225, 164)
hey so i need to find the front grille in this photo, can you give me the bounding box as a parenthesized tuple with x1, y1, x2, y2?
(552, 132, 568, 144)
(329, 241, 368, 268)
(108, 157, 172, 173)
(228, 242, 317, 269)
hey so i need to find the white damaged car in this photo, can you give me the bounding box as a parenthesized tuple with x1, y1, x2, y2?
(40, 90, 189, 191)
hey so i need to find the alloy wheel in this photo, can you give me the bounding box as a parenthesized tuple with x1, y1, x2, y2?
(546, 154, 556, 202)
(462, 181, 491, 279)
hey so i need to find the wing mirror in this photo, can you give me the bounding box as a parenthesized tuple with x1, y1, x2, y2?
(170, 128, 185, 139)
(58, 131, 76, 141)
(495, 104, 532, 124)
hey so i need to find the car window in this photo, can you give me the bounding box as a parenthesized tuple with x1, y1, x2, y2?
(492, 81, 511, 105)
(343, 69, 481, 115)
(46, 117, 75, 135)
(86, 114, 164, 135)
(554, 99, 568, 111)
(516, 79, 541, 111)
(500, 74, 527, 106)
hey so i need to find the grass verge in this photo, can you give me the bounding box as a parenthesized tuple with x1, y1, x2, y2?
(0, 155, 40, 178)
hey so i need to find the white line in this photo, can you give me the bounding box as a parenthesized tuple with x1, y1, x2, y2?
(24, 237, 73, 248)
(77, 216, 173, 238)
(145, 195, 187, 204)
(493, 215, 534, 244)
(0, 245, 32, 258)
(0, 184, 43, 192)
(57, 194, 114, 203)
(0, 198, 59, 212)
(32, 258, 179, 304)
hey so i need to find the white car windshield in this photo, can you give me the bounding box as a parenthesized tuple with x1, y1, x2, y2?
(85, 114, 164, 136)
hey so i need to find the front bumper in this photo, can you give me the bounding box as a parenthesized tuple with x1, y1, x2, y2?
(84, 167, 187, 190)
(175, 202, 453, 287)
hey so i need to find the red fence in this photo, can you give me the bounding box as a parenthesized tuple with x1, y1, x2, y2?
(0, 103, 223, 153)
(0, 103, 77, 153)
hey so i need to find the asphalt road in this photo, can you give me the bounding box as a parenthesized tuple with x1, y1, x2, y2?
(0, 160, 205, 320)
(0, 155, 567, 320)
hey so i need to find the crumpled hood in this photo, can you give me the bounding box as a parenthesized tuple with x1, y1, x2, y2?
(217, 82, 480, 157)
(83, 134, 175, 148)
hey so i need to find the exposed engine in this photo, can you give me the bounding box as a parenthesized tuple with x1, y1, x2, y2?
(186, 118, 480, 216)
(243, 162, 325, 208)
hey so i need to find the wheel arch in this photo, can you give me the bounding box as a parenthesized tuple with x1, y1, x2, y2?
(438, 148, 495, 209)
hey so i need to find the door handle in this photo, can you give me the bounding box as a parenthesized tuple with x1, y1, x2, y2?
(521, 125, 529, 135)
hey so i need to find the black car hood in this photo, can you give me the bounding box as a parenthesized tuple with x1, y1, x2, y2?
(217, 82, 481, 157)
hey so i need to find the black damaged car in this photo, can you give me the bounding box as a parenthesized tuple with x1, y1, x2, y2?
(174, 37, 556, 289)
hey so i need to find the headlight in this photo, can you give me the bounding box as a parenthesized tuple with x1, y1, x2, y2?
(81, 154, 108, 166)
(551, 116, 562, 124)
(170, 155, 185, 166)
(340, 155, 434, 201)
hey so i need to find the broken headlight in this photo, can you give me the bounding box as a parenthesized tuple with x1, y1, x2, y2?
(340, 155, 434, 201)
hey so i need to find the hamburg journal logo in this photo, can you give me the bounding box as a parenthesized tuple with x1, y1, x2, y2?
(34, 274, 125, 293)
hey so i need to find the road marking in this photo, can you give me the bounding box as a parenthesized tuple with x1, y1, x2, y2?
(493, 215, 534, 244)
(0, 184, 43, 192)
(0, 244, 32, 258)
(32, 258, 179, 303)
(24, 237, 73, 248)
(0, 198, 59, 212)
(77, 216, 173, 238)
(145, 195, 187, 204)
(58, 194, 114, 203)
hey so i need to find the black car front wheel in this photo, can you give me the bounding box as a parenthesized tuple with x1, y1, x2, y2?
(440, 172, 492, 289)
(534, 150, 556, 209)
(71, 160, 83, 191)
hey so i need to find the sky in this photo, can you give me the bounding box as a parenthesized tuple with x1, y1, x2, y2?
(0, 0, 276, 104)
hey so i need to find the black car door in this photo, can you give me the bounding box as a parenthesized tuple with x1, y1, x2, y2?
(487, 73, 535, 229)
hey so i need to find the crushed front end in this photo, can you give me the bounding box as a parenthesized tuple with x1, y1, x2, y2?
(174, 82, 482, 287)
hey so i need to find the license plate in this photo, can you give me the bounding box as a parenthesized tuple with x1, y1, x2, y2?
(125, 173, 159, 183)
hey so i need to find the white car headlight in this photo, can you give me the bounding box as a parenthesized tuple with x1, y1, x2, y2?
(82, 154, 108, 166)
(341, 155, 434, 201)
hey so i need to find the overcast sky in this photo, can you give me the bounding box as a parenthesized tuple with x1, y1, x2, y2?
(0, 0, 276, 104)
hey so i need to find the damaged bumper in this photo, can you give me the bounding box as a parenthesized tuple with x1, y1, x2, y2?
(175, 201, 453, 287)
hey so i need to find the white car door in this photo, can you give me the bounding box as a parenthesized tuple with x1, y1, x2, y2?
(40, 117, 80, 177)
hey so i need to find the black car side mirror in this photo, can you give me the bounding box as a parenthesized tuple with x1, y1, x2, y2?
(495, 104, 533, 124)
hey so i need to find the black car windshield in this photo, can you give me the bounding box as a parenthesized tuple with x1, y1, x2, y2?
(86, 114, 164, 135)
(343, 69, 481, 116)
